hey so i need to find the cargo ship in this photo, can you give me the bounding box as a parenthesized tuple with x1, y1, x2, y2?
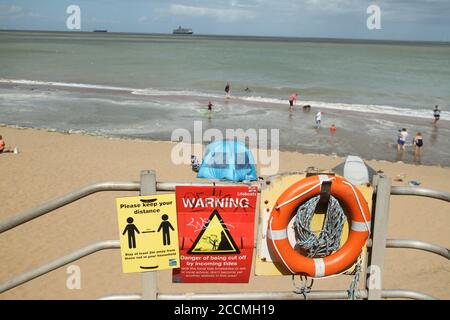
(173, 26, 193, 35)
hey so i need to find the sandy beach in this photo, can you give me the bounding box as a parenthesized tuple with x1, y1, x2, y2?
(0, 126, 448, 299)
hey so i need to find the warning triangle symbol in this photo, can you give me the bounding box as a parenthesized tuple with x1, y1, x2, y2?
(188, 210, 240, 254)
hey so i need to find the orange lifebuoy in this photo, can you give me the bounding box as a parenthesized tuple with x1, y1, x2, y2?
(268, 175, 371, 277)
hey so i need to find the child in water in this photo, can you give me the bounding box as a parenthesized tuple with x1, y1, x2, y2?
(329, 124, 337, 133)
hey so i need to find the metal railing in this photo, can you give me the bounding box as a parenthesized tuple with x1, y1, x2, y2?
(0, 182, 140, 233)
(1, 237, 444, 298)
(0, 170, 449, 300)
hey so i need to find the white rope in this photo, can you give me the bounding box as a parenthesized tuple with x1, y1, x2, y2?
(342, 181, 371, 237)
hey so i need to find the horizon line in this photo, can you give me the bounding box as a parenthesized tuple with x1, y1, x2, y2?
(1, 28, 449, 45)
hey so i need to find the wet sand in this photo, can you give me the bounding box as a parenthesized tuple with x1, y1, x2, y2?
(0, 126, 449, 299)
(1, 81, 449, 167)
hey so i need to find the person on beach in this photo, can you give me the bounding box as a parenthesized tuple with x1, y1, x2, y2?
(207, 101, 213, 112)
(433, 105, 440, 125)
(0, 135, 17, 154)
(414, 132, 423, 157)
(288, 93, 298, 109)
(397, 128, 408, 152)
(224, 83, 231, 99)
(315, 111, 322, 128)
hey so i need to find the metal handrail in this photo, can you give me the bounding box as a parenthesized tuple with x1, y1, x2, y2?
(1, 237, 447, 296)
(2, 182, 448, 235)
(391, 186, 450, 202)
(98, 289, 437, 300)
(0, 240, 120, 294)
(98, 294, 143, 300)
(0, 182, 140, 233)
(386, 239, 450, 260)
(156, 181, 258, 191)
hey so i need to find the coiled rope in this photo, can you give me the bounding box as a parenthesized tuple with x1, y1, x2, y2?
(293, 195, 346, 258)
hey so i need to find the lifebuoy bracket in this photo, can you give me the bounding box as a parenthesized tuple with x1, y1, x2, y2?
(305, 172, 335, 214)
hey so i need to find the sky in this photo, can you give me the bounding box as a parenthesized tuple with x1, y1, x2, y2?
(0, 0, 449, 41)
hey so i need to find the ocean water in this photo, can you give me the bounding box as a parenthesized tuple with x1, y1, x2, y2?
(0, 31, 449, 166)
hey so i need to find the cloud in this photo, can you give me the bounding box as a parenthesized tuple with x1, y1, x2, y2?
(169, 4, 256, 21)
(138, 16, 148, 23)
(0, 4, 42, 20)
(0, 4, 22, 19)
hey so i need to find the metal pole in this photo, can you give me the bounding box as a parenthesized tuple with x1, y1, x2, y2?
(367, 174, 391, 300)
(0, 181, 140, 233)
(0, 240, 120, 294)
(140, 170, 158, 300)
(385, 239, 450, 260)
(97, 289, 437, 300)
(156, 181, 259, 192)
(391, 186, 450, 202)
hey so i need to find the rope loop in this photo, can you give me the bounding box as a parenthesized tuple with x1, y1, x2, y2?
(293, 195, 346, 258)
(292, 275, 314, 300)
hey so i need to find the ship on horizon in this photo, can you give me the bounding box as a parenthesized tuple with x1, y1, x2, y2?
(173, 26, 193, 35)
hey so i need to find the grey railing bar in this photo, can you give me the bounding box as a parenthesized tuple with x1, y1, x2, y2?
(385, 239, 450, 260)
(0, 240, 120, 294)
(156, 289, 435, 300)
(0, 182, 140, 233)
(98, 289, 437, 300)
(390, 186, 450, 202)
(158, 290, 356, 300)
(98, 294, 142, 300)
(381, 289, 437, 300)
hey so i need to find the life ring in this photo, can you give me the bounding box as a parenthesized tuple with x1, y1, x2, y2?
(268, 175, 371, 277)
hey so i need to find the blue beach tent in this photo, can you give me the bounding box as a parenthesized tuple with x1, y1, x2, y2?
(197, 140, 257, 181)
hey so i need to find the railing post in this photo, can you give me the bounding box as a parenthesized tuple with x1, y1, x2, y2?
(140, 170, 158, 300)
(366, 174, 391, 300)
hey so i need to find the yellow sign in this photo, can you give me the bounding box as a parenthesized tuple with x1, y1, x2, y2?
(116, 193, 180, 273)
(188, 210, 240, 254)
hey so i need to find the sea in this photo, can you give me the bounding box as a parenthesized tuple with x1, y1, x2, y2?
(0, 31, 449, 166)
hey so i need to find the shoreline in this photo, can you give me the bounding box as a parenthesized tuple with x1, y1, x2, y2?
(1, 123, 448, 169)
(1, 81, 449, 123)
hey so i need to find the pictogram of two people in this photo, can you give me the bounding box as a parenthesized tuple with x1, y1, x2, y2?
(122, 214, 174, 249)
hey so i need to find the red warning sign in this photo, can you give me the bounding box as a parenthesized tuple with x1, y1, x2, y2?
(173, 185, 257, 283)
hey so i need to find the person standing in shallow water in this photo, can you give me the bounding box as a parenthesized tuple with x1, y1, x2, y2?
(288, 93, 298, 110)
(433, 105, 440, 125)
(224, 83, 231, 99)
(315, 111, 322, 128)
(414, 132, 423, 162)
(397, 128, 408, 152)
